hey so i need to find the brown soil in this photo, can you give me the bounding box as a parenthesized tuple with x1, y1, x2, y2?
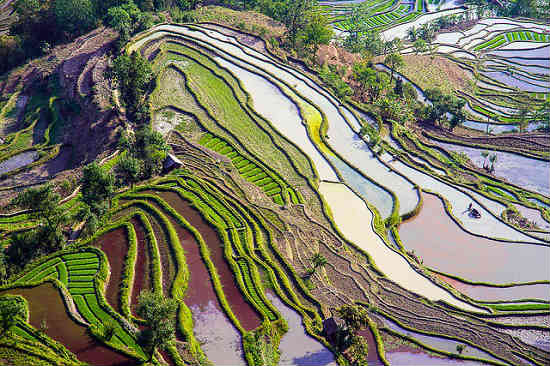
(93, 228, 128, 314)
(0, 27, 121, 206)
(1, 283, 134, 366)
(357, 327, 384, 365)
(317, 44, 362, 80)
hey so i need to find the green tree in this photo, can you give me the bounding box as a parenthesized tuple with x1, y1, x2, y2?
(80, 162, 115, 212)
(337, 305, 369, 332)
(53, 0, 97, 35)
(112, 52, 154, 123)
(353, 63, 388, 102)
(384, 53, 404, 83)
(413, 39, 428, 54)
(516, 107, 530, 133)
(12, 184, 69, 250)
(301, 12, 333, 57)
(137, 290, 178, 361)
(424, 88, 465, 127)
(280, 0, 315, 47)
(115, 154, 142, 188)
(311, 252, 327, 274)
(133, 126, 169, 178)
(0, 297, 26, 335)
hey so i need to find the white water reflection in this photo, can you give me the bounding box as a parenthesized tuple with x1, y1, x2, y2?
(190, 301, 245, 365)
(266, 293, 336, 366)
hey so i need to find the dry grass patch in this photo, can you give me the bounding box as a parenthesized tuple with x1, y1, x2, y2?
(191, 5, 285, 39)
(376, 54, 474, 95)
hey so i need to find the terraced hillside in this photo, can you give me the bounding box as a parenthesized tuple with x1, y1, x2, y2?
(320, 0, 467, 34)
(0, 11, 548, 366)
(414, 17, 550, 132)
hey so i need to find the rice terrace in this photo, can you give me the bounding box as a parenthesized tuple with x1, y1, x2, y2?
(0, 0, 548, 365)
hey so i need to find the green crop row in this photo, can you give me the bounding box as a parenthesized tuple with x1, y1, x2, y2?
(162, 45, 307, 205)
(11, 247, 146, 360)
(200, 132, 303, 205)
(237, 259, 277, 321)
(167, 176, 318, 322)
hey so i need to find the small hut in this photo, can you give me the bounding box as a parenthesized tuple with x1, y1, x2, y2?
(163, 153, 183, 173)
(322, 316, 346, 343)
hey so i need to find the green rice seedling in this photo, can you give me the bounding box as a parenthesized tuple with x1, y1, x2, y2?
(69, 275, 96, 282)
(249, 173, 268, 183)
(265, 188, 282, 196)
(56, 263, 69, 286)
(73, 295, 99, 323)
(68, 282, 94, 288)
(69, 269, 98, 277)
(62, 252, 97, 261)
(69, 287, 96, 295)
(519, 32, 527, 41)
(273, 195, 284, 206)
(253, 177, 273, 186)
(66, 263, 99, 271)
(262, 182, 279, 192)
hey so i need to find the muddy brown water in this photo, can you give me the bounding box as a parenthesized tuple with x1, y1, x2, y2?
(130, 218, 151, 314)
(398, 193, 550, 285)
(156, 190, 262, 331)
(357, 327, 384, 365)
(1, 283, 134, 366)
(436, 274, 550, 302)
(93, 228, 127, 313)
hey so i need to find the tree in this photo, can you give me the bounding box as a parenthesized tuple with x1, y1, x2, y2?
(0, 297, 26, 335)
(311, 252, 327, 271)
(80, 162, 115, 212)
(176, 0, 200, 11)
(515, 107, 530, 133)
(424, 88, 465, 127)
(456, 344, 466, 354)
(280, 0, 315, 47)
(384, 53, 404, 83)
(352, 63, 388, 102)
(134, 126, 169, 178)
(413, 39, 428, 54)
(5, 231, 38, 268)
(53, 0, 97, 35)
(111, 52, 154, 123)
(301, 12, 333, 57)
(115, 154, 142, 188)
(337, 305, 369, 333)
(407, 26, 418, 42)
(12, 184, 69, 250)
(137, 290, 178, 360)
(394, 77, 404, 97)
(488, 153, 497, 173)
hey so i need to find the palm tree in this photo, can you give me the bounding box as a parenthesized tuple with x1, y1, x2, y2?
(407, 26, 418, 42)
(481, 150, 489, 170)
(488, 153, 497, 173)
(516, 107, 530, 133)
(384, 53, 404, 83)
(311, 252, 328, 272)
